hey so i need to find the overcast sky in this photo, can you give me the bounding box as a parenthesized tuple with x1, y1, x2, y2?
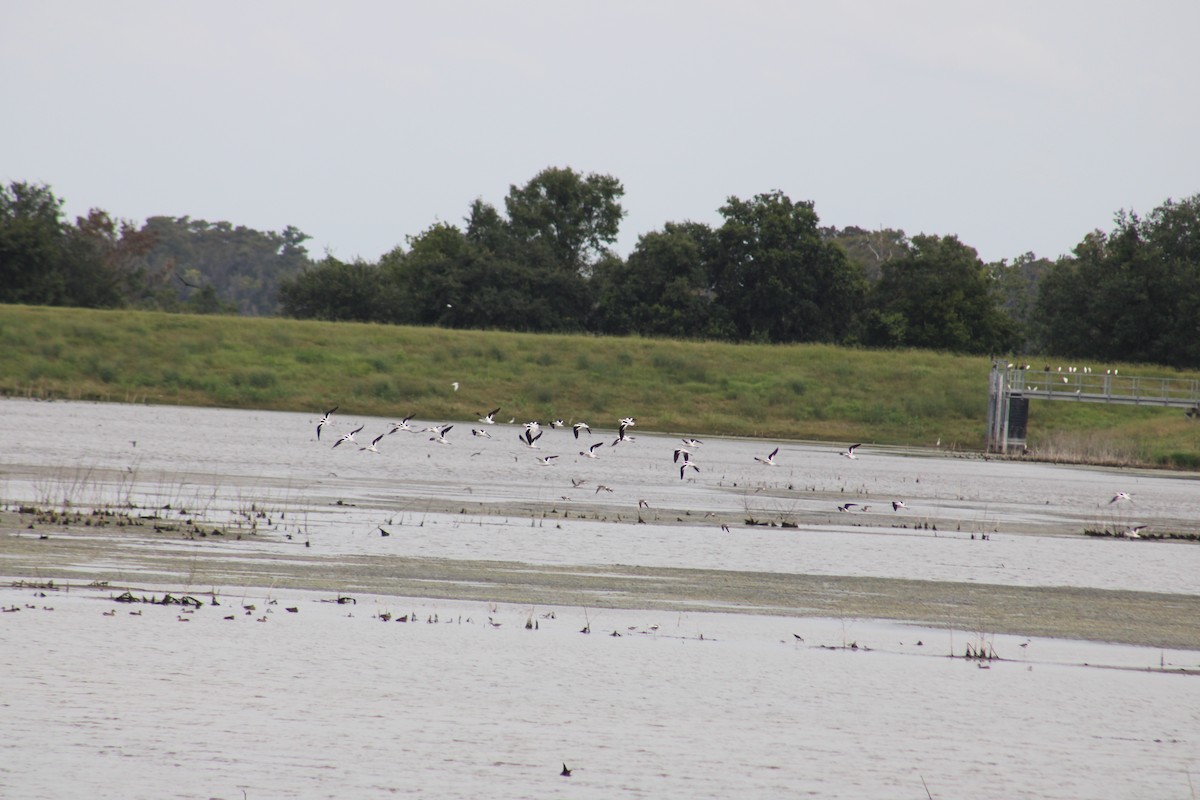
(4, 2, 1198, 265)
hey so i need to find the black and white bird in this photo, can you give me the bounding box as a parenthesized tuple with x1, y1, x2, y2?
(838, 503, 858, 512)
(519, 429, 543, 449)
(536, 455, 559, 466)
(429, 425, 453, 445)
(316, 406, 338, 440)
(579, 442, 603, 458)
(754, 447, 780, 466)
(359, 433, 385, 453)
(892, 500, 907, 511)
(611, 424, 635, 446)
(1123, 524, 1147, 538)
(680, 462, 699, 480)
(673, 448, 692, 464)
(681, 438, 703, 448)
(619, 416, 637, 427)
(388, 414, 417, 434)
(551, 419, 566, 429)
(839, 443, 862, 459)
(1109, 492, 1132, 505)
(478, 408, 501, 425)
(573, 422, 591, 439)
(524, 421, 541, 434)
(332, 424, 364, 449)
(471, 428, 492, 439)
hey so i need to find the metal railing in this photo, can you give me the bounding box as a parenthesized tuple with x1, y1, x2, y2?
(1005, 367, 1200, 408)
(987, 363, 1200, 453)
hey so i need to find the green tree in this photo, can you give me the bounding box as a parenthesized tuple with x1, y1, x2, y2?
(278, 256, 384, 321)
(989, 252, 1054, 353)
(709, 191, 865, 343)
(865, 234, 1017, 354)
(823, 226, 908, 283)
(66, 208, 163, 308)
(1035, 195, 1200, 367)
(137, 216, 311, 315)
(503, 166, 625, 275)
(591, 221, 723, 338)
(391, 219, 592, 332)
(0, 181, 69, 304)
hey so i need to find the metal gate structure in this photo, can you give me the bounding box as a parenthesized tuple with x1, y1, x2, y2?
(986, 362, 1200, 453)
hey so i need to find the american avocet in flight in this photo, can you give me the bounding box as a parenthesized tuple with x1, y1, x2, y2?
(429, 425, 453, 444)
(892, 500, 907, 511)
(471, 428, 492, 439)
(316, 406, 338, 440)
(478, 408, 500, 425)
(536, 455, 559, 466)
(673, 448, 692, 464)
(611, 424, 635, 446)
(680, 462, 699, 480)
(519, 429, 543, 449)
(619, 416, 637, 427)
(838, 503, 858, 512)
(579, 442, 603, 458)
(524, 421, 541, 434)
(839, 443, 862, 459)
(573, 422, 591, 439)
(754, 447, 779, 466)
(1109, 492, 1132, 504)
(359, 433, 385, 453)
(1123, 524, 1147, 538)
(595, 484, 614, 494)
(681, 438, 703, 448)
(332, 425, 364, 449)
(551, 419, 566, 429)
(388, 414, 417, 434)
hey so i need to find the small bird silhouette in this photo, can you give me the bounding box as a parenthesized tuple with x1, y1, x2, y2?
(560, 763, 572, 777)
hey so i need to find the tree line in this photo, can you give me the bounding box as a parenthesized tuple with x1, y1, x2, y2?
(3, 172, 1199, 367)
(0, 181, 310, 316)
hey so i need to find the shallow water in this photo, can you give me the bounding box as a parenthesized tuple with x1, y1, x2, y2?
(2, 398, 1199, 799)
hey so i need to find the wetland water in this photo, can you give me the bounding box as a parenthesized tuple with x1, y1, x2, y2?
(2, 398, 1199, 799)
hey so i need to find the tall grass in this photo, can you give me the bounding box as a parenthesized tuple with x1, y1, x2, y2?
(4, 304, 1199, 464)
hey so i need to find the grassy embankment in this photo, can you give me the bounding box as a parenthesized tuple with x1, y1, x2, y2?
(3, 304, 1200, 466)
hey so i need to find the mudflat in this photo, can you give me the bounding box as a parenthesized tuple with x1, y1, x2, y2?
(5, 512, 1198, 651)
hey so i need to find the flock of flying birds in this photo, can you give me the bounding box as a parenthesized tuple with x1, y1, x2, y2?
(312, 394, 1142, 528)
(310, 397, 923, 513)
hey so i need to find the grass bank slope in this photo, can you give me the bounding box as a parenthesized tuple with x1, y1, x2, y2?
(3, 304, 1199, 462)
